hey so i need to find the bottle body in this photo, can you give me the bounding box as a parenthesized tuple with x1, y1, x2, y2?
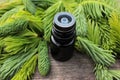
(50, 12, 76, 61)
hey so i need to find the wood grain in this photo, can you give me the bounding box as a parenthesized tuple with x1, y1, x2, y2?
(32, 50, 95, 80)
(32, 50, 120, 80)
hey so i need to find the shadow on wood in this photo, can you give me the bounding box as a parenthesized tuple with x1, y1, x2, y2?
(32, 50, 96, 80)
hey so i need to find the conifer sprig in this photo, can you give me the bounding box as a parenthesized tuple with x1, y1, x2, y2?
(95, 64, 120, 80)
(22, 0, 36, 14)
(11, 54, 37, 80)
(73, 5, 87, 37)
(75, 37, 115, 66)
(43, 0, 76, 41)
(0, 0, 22, 17)
(0, 33, 40, 80)
(38, 41, 50, 76)
(0, 0, 120, 80)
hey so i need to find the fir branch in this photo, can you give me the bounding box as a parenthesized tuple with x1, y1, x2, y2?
(0, 10, 43, 37)
(94, 64, 112, 80)
(0, 17, 28, 37)
(28, 15, 44, 34)
(109, 12, 120, 54)
(1, 33, 39, 59)
(11, 54, 37, 80)
(99, 0, 117, 8)
(62, 0, 77, 12)
(75, 37, 115, 66)
(22, 0, 36, 15)
(38, 41, 50, 76)
(0, 1, 119, 80)
(79, 0, 117, 19)
(95, 64, 120, 80)
(109, 12, 120, 34)
(75, 0, 84, 3)
(0, 0, 22, 17)
(74, 0, 116, 50)
(87, 19, 115, 50)
(0, 38, 5, 66)
(43, 1, 64, 41)
(0, 48, 37, 80)
(43, 0, 76, 41)
(0, 6, 24, 24)
(109, 70, 120, 80)
(16, 10, 44, 34)
(31, 0, 57, 9)
(98, 20, 114, 50)
(3, 30, 39, 56)
(0, 38, 5, 54)
(35, 8, 45, 18)
(18, 29, 38, 38)
(87, 19, 100, 45)
(73, 5, 87, 37)
(0, 36, 40, 80)
(2, 28, 38, 55)
(4, 37, 31, 55)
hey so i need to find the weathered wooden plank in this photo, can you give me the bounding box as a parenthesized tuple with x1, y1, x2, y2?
(32, 50, 120, 80)
(32, 51, 95, 80)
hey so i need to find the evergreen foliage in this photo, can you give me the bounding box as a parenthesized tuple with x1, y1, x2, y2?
(0, 0, 120, 80)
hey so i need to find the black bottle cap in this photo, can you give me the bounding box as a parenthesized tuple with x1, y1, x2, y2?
(53, 12, 76, 32)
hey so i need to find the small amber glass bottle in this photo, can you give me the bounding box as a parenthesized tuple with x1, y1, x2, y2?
(50, 12, 76, 61)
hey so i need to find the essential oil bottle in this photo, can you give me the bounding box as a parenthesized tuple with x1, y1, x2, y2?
(50, 12, 76, 61)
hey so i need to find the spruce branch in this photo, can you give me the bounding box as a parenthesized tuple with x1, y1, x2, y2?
(22, 0, 36, 15)
(0, 9, 43, 37)
(73, 5, 87, 37)
(87, 19, 115, 50)
(43, 0, 76, 41)
(87, 19, 100, 45)
(75, 0, 84, 3)
(0, 47, 37, 80)
(38, 41, 50, 76)
(0, 6, 24, 24)
(75, 37, 115, 66)
(0, 35, 40, 80)
(74, 0, 116, 50)
(11, 54, 37, 80)
(4, 33, 37, 56)
(109, 12, 120, 54)
(28, 15, 44, 34)
(0, 0, 22, 17)
(31, 0, 57, 9)
(79, 0, 117, 19)
(95, 64, 120, 80)
(43, 1, 64, 41)
(17, 10, 44, 33)
(0, 0, 119, 80)
(109, 12, 120, 34)
(109, 70, 120, 80)
(0, 17, 28, 37)
(94, 64, 112, 80)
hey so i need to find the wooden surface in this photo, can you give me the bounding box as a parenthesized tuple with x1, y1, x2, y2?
(32, 50, 120, 80)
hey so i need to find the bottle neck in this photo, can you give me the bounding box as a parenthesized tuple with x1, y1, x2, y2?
(51, 12, 76, 46)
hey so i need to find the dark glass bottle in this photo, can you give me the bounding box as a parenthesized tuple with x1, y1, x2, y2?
(50, 12, 76, 61)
